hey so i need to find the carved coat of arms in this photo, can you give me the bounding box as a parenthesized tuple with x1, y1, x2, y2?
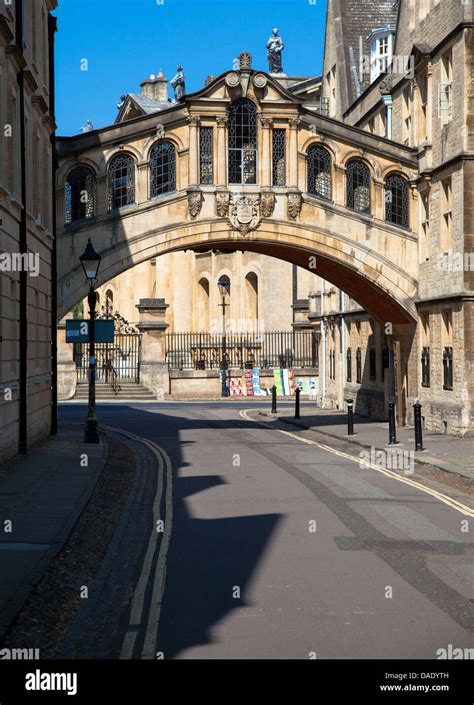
(228, 194, 261, 235)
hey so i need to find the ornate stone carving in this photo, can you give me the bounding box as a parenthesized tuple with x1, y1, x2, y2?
(225, 72, 240, 88)
(216, 191, 230, 218)
(238, 52, 252, 70)
(253, 73, 268, 89)
(261, 191, 275, 218)
(288, 191, 302, 220)
(288, 117, 301, 130)
(260, 116, 273, 129)
(187, 115, 200, 127)
(229, 193, 261, 235)
(216, 115, 228, 128)
(187, 190, 203, 218)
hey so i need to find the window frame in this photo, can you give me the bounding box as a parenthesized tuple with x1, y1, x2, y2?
(149, 140, 177, 198)
(107, 152, 136, 212)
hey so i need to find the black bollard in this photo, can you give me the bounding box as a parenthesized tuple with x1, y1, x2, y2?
(388, 401, 398, 445)
(271, 385, 277, 414)
(295, 387, 301, 419)
(413, 402, 425, 451)
(346, 398, 355, 436)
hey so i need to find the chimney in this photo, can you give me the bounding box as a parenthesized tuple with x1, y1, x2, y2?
(140, 71, 168, 102)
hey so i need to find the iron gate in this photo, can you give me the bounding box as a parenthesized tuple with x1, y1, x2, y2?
(75, 333, 142, 384)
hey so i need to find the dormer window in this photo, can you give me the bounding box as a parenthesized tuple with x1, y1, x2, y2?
(367, 26, 395, 83)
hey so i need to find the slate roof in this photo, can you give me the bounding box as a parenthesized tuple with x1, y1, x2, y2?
(128, 93, 172, 114)
(338, 0, 400, 105)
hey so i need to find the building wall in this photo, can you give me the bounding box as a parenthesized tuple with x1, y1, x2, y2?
(0, 1, 56, 462)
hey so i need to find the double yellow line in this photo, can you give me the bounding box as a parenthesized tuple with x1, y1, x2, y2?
(102, 425, 173, 659)
(239, 410, 474, 518)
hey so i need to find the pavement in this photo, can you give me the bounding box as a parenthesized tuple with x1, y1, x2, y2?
(0, 424, 107, 638)
(273, 406, 474, 481)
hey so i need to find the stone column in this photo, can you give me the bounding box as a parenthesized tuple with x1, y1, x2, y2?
(216, 116, 228, 187)
(136, 162, 149, 205)
(57, 317, 77, 400)
(288, 118, 300, 189)
(136, 298, 170, 399)
(260, 117, 273, 187)
(188, 115, 200, 187)
(96, 173, 108, 216)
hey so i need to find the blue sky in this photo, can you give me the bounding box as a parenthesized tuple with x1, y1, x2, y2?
(53, 0, 327, 136)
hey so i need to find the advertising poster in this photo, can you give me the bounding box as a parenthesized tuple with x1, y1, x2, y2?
(244, 370, 254, 396)
(288, 368, 296, 396)
(252, 368, 265, 396)
(281, 368, 289, 396)
(273, 368, 284, 396)
(229, 377, 243, 396)
(308, 377, 318, 400)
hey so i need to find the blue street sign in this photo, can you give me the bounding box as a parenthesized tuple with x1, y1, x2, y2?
(66, 320, 114, 344)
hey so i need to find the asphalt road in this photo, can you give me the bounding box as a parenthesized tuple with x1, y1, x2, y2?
(59, 402, 474, 660)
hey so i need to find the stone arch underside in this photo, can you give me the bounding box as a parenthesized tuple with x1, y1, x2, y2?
(58, 220, 418, 325)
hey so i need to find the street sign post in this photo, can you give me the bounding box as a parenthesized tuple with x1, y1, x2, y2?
(66, 319, 114, 344)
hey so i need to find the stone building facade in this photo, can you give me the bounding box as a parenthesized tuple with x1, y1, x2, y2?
(0, 1, 57, 462)
(315, 0, 474, 433)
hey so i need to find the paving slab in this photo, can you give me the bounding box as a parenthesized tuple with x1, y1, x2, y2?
(0, 424, 107, 637)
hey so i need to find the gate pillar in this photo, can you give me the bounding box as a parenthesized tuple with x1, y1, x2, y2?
(57, 317, 77, 400)
(136, 298, 170, 398)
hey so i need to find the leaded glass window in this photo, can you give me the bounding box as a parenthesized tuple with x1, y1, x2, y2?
(307, 145, 332, 200)
(228, 99, 257, 185)
(346, 159, 371, 214)
(107, 153, 135, 211)
(385, 173, 410, 228)
(199, 127, 214, 185)
(65, 166, 95, 224)
(150, 140, 176, 197)
(272, 129, 286, 186)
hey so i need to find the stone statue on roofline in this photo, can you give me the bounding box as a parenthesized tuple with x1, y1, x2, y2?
(267, 28, 284, 74)
(171, 65, 185, 102)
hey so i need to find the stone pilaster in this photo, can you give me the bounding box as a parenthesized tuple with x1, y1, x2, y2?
(188, 115, 200, 187)
(57, 318, 77, 400)
(260, 116, 273, 188)
(216, 116, 228, 187)
(135, 298, 170, 398)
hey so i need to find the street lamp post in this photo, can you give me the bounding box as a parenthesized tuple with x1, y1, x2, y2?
(80, 239, 102, 444)
(218, 275, 230, 397)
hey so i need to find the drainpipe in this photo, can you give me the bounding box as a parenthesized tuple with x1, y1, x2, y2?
(320, 280, 326, 408)
(49, 14, 58, 436)
(382, 94, 393, 140)
(16, 0, 27, 454)
(340, 289, 346, 406)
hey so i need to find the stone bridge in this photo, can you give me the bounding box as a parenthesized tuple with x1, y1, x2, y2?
(56, 56, 420, 330)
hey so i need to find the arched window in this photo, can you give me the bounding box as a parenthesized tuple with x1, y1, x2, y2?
(107, 153, 135, 211)
(385, 173, 410, 228)
(346, 159, 371, 214)
(197, 277, 210, 331)
(65, 166, 95, 223)
(307, 145, 332, 200)
(228, 99, 257, 185)
(150, 140, 176, 198)
(245, 272, 258, 323)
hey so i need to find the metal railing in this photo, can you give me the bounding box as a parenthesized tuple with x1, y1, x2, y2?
(166, 330, 318, 371)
